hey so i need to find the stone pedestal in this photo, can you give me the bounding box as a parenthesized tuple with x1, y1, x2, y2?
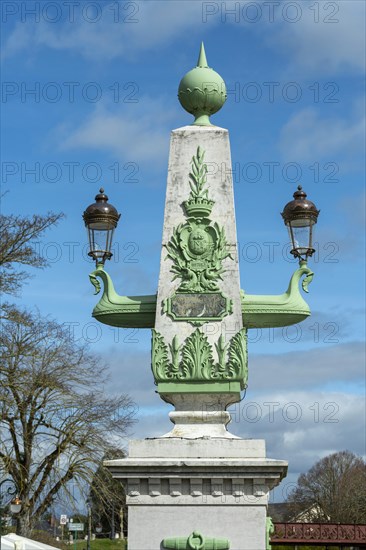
(103, 124, 288, 548)
(105, 439, 287, 549)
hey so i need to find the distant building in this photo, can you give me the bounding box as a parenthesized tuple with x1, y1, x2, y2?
(268, 503, 328, 523)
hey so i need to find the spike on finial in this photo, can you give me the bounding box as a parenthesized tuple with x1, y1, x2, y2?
(197, 42, 208, 68)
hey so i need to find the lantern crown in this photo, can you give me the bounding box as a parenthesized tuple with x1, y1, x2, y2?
(281, 185, 319, 225)
(82, 188, 120, 229)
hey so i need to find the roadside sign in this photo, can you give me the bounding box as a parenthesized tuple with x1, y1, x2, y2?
(60, 515, 67, 525)
(68, 523, 84, 531)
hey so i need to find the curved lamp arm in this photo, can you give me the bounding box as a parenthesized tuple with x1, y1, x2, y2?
(241, 261, 315, 329)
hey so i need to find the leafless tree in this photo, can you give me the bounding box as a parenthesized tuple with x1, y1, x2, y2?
(0, 210, 64, 297)
(0, 306, 136, 537)
(287, 450, 366, 523)
(0, 206, 135, 536)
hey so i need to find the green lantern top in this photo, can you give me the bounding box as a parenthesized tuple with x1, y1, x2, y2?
(178, 43, 227, 126)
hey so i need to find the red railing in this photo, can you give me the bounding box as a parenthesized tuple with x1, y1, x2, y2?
(272, 523, 366, 546)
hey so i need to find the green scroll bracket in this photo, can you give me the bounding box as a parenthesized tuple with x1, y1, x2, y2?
(162, 531, 230, 550)
(88, 262, 313, 330)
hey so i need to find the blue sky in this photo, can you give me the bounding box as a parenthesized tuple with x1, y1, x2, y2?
(1, 0, 365, 499)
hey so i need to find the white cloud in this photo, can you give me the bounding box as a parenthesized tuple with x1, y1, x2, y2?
(267, 0, 365, 76)
(248, 341, 365, 391)
(228, 390, 365, 475)
(3, 0, 364, 79)
(103, 341, 366, 419)
(2, 1, 204, 61)
(57, 98, 178, 165)
(279, 105, 365, 163)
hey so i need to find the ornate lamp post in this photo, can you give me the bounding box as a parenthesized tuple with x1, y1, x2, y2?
(0, 479, 22, 550)
(82, 43, 320, 550)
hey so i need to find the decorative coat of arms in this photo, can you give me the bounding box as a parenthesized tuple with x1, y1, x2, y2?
(164, 147, 233, 324)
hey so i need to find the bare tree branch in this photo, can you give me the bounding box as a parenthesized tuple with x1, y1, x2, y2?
(0, 211, 64, 296)
(287, 450, 366, 523)
(0, 308, 136, 536)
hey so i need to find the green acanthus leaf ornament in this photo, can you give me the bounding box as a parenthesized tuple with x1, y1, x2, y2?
(151, 328, 248, 387)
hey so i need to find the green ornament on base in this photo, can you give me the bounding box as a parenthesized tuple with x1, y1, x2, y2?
(178, 43, 227, 126)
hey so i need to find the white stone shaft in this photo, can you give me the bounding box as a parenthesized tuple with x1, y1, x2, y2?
(155, 125, 242, 344)
(155, 126, 243, 437)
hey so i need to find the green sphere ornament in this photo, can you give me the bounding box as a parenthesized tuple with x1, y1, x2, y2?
(178, 43, 227, 126)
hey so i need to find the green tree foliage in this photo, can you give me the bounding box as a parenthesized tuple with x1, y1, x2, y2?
(287, 450, 366, 523)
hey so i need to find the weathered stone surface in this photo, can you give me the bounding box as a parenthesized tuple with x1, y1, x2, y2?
(156, 126, 242, 346)
(128, 505, 266, 550)
(154, 126, 245, 421)
(105, 438, 287, 548)
(129, 438, 266, 458)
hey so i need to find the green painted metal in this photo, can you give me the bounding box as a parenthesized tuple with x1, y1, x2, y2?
(183, 145, 214, 217)
(164, 146, 233, 325)
(89, 265, 156, 328)
(156, 381, 242, 394)
(165, 218, 231, 293)
(266, 517, 275, 550)
(162, 531, 230, 550)
(241, 261, 314, 328)
(151, 328, 247, 392)
(88, 263, 313, 329)
(88, 143, 314, 333)
(178, 43, 227, 126)
(197, 42, 208, 68)
(165, 147, 232, 295)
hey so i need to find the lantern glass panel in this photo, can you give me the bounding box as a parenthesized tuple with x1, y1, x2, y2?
(288, 218, 315, 257)
(87, 225, 115, 262)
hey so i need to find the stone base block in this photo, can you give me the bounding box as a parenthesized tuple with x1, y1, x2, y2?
(105, 438, 287, 550)
(129, 505, 266, 550)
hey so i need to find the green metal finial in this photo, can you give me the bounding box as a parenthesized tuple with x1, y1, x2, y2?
(197, 42, 208, 68)
(178, 43, 227, 126)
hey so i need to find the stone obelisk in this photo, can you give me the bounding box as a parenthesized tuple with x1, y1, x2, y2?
(106, 44, 287, 550)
